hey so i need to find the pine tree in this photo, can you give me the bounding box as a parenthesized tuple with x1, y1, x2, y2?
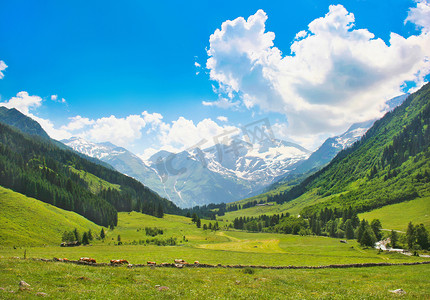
(73, 228, 80, 242)
(345, 219, 354, 239)
(370, 219, 382, 241)
(196, 218, 201, 228)
(406, 222, 416, 249)
(156, 203, 164, 218)
(82, 232, 89, 245)
(360, 226, 377, 247)
(100, 228, 105, 240)
(390, 230, 398, 248)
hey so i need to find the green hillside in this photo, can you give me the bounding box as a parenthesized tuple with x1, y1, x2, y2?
(359, 197, 430, 231)
(0, 186, 100, 247)
(0, 110, 181, 227)
(0, 107, 50, 139)
(267, 83, 430, 216)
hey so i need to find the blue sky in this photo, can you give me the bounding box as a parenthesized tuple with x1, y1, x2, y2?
(1, 0, 429, 158)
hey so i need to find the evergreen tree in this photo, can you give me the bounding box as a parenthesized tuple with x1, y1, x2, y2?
(156, 203, 164, 218)
(191, 213, 198, 223)
(82, 232, 89, 245)
(406, 222, 416, 249)
(357, 219, 367, 242)
(370, 219, 382, 241)
(196, 218, 201, 228)
(415, 224, 429, 250)
(360, 226, 377, 247)
(203, 224, 208, 230)
(390, 230, 398, 248)
(88, 229, 93, 241)
(345, 219, 354, 239)
(73, 228, 80, 242)
(100, 228, 105, 240)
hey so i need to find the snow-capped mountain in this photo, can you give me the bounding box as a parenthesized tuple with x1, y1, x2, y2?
(62, 137, 310, 207)
(289, 93, 409, 176)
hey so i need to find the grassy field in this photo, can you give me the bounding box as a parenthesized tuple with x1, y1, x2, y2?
(359, 197, 430, 231)
(1, 211, 427, 267)
(1, 192, 430, 298)
(0, 187, 100, 247)
(0, 258, 429, 299)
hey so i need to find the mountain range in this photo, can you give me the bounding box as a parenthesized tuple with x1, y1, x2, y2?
(61, 94, 408, 208)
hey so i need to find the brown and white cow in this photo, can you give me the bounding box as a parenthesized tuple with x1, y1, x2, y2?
(110, 259, 129, 265)
(79, 257, 96, 263)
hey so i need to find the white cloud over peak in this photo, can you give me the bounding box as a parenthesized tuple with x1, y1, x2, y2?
(0, 91, 42, 115)
(0, 91, 72, 140)
(0, 60, 7, 79)
(61, 115, 95, 131)
(206, 4, 430, 141)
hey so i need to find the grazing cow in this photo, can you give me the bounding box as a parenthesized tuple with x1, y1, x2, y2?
(79, 257, 96, 263)
(147, 261, 156, 265)
(174, 259, 186, 264)
(194, 261, 199, 264)
(110, 259, 129, 265)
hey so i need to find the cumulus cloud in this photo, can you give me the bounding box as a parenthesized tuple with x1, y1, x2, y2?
(406, 0, 430, 32)
(80, 114, 147, 147)
(217, 116, 228, 122)
(61, 115, 95, 131)
(0, 91, 42, 115)
(51, 95, 58, 101)
(0, 60, 7, 79)
(202, 97, 240, 109)
(0, 91, 72, 140)
(206, 4, 430, 142)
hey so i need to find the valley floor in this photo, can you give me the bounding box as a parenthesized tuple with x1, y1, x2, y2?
(1, 211, 429, 299)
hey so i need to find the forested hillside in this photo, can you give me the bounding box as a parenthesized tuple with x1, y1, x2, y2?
(0, 121, 181, 227)
(270, 83, 430, 216)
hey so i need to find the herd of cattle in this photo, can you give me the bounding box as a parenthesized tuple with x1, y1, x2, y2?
(44, 257, 430, 269)
(53, 257, 199, 267)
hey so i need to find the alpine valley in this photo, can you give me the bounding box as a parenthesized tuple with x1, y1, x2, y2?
(61, 94, 407, 208)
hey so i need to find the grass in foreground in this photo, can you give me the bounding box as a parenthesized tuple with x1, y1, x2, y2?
(0, 258, 429, 299)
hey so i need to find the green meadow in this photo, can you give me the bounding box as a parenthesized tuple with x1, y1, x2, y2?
(0, 187, 100, 247)
(359, 197, 430, 231)
(1, 188, 429, 299)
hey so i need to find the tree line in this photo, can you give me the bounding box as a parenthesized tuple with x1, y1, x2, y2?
(0, 122, 180, 227)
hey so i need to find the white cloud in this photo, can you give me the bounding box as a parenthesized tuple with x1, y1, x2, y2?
(31, 115, 72, 140)
(406, 0, 430, 32)
(51, 95, 58, 101)
(81, 114, 148, 147)
(217, 116, 228, 122)
(206, 5, 430, 142)
(0, 60, 7, 79)
(202, 97, 240, 109)
(0, 91, 42, 115)
(194, 62, 201, 68)
(61, 115, 95, 131)
(0, 91, 72, 140)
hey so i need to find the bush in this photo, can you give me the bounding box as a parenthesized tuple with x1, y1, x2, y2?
(243, 267, 255, 274)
